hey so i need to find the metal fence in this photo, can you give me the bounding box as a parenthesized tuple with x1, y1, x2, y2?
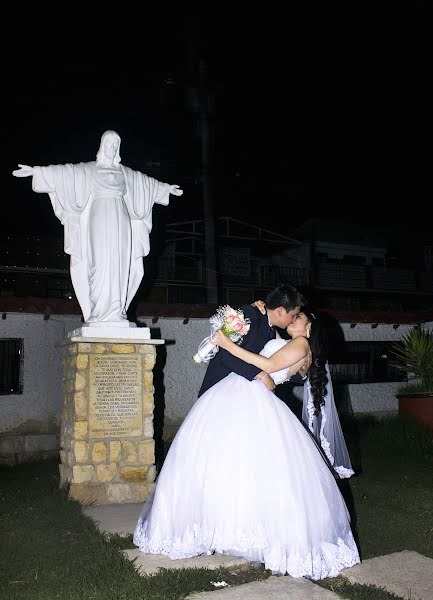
(329, 341, 407, 384)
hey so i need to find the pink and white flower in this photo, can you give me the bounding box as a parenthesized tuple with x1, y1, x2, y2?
(193, 305, 251, 363)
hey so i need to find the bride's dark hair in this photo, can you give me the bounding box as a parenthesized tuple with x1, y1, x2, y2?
(302, 308, 328, 415)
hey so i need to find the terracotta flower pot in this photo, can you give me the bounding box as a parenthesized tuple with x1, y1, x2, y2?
(397, 393, 433, 431)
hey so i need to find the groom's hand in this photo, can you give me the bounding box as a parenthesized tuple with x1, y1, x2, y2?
(256, 373, 276, 391)
(252, 300, 266, 315)
(299, 363, 309, 379)
(299, 351, 312, 379)
(263, 377, 276, 391)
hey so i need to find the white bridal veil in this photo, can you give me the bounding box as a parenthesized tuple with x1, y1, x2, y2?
(302, 362, 354, 478)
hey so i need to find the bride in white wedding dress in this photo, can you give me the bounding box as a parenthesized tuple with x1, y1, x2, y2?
(133, 310, 360, 579)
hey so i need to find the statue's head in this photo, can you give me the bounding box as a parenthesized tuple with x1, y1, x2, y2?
(96, 130, 121, 166)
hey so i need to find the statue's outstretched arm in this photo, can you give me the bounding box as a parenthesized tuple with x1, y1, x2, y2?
(169, 184, 183, 196)
(12, 164, 34, 178)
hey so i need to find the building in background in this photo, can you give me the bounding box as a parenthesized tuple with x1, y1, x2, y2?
(0, 235, 71, 300)
(2, 218, 432, 445)
(292, 218, 432, 313)
(1, 217, 432, 312)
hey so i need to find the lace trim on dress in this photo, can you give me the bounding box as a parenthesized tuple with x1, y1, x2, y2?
(133, 519, 359, 579)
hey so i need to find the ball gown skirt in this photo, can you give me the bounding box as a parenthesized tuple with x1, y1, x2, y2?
(133, 372, 360, 579)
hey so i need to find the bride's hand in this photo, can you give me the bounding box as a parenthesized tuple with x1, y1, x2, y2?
(287, 355, 310, 379)
(212, 330, 232, 349)
(252, 299, 266, 314)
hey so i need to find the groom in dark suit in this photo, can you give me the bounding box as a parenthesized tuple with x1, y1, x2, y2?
(198, 284, 306, 397)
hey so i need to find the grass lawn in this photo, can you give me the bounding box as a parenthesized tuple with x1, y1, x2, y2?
(0, 416, 431, 600)
(341, 416, 433, 560)
(318, 416, 433, 600)
(0, 461, 268, 600)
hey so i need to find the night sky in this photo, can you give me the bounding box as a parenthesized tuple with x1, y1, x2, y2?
(4, 8, 430, 240)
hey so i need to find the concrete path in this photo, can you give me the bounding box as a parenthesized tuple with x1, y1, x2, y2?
(343, 550, 433, 600)
(83, 502, 142, 536)
(83, 503, 432, 599)
(125, 548, 251, 576)
(185, 576, 340, 599)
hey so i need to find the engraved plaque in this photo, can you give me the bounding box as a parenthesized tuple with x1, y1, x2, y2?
(89, 354, 142, 438)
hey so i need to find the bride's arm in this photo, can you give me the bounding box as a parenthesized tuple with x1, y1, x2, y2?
(286, 352, 311, 378)
(213, 331, 309, 373)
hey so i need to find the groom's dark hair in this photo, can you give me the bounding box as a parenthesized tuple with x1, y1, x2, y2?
(265, 284, 305, 311)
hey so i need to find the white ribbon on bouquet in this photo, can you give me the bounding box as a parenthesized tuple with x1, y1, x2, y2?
(193, 306, 250, 363)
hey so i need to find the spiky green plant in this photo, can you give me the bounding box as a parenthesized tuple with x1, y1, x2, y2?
(390, 326, 433, 394)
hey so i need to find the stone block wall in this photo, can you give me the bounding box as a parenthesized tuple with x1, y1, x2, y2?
(59, 340, 158, 505)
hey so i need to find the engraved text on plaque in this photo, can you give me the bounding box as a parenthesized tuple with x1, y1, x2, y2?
(89, 354, 142, 438)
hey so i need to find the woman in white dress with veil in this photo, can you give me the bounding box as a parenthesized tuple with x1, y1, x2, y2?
(133, 309, 360, 579)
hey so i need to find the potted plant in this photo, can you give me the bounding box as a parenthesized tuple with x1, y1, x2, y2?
(390, 325, 433, 430)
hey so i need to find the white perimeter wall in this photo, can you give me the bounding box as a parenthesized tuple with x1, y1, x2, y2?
(1, 313, 431, 455)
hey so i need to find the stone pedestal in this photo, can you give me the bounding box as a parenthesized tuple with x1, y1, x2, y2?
(59, 338, 164, 505)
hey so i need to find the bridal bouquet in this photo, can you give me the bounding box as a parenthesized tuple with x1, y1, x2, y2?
(193, 305, 251, 363)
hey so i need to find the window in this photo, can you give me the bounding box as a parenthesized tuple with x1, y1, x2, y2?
(47, 276, 70, 298)
(221, 247, 251, 277)
(329, 341, 407, 384)
(328, 297, 360, 311)
(0, 339, 24, 394)
(167, 286, 206, 304)
(226, 289, 254, 307)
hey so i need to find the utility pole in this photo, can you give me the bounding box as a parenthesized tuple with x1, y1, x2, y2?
(198, 59, 218, 304)
(186, 26, 218, 304)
